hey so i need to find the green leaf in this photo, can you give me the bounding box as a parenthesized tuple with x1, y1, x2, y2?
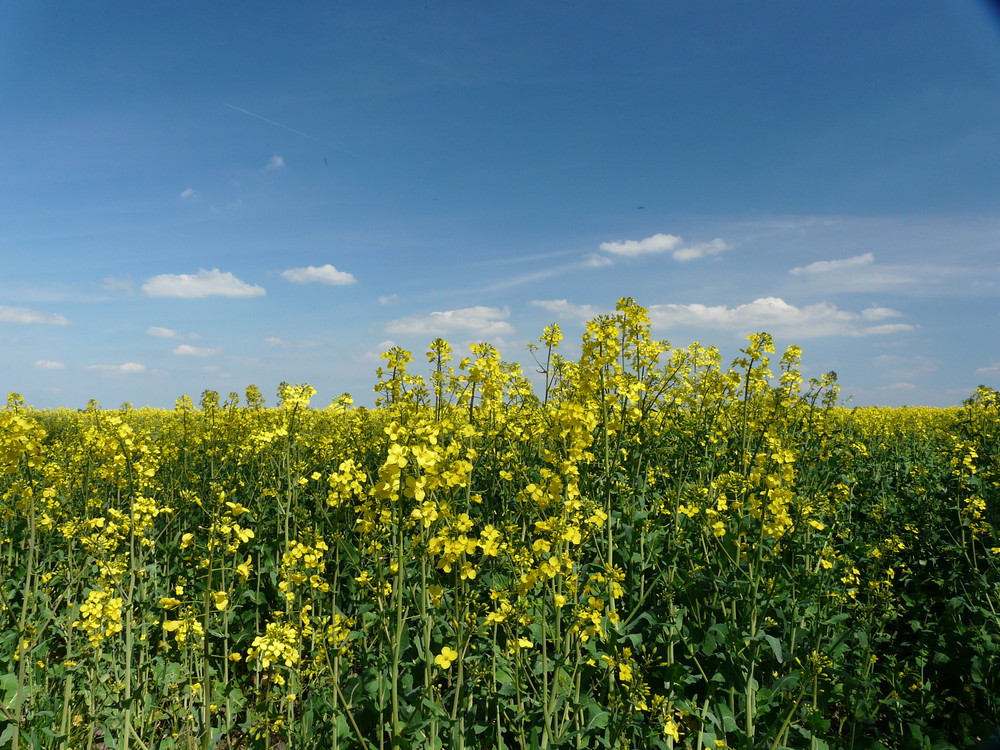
(763, 633, 783, 663)
(0, 672, 17, 709)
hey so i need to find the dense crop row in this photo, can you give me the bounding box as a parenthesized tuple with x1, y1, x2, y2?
(2, 299, 998, 749)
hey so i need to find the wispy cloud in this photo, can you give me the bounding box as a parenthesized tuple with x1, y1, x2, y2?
(86, 362, 146, 374)
(265, 337, 320, 348)
(975, 363, 1000, 375)
(103, 277, 135, 294)
(581, 253, 614, 268)
(789, 252, 875, 275)
(281, 264, 357, 286)
(173, 345, 219, 357)
(598, 233, 731, 262)
(266, 155, 285, 170)
(385, 306, 513, 337)
(146, 326, 199, 339)
(0, 305, 69, 325)
(378, 294, 398, 305)
(179, 187, 199, 199)
(210, 200, 243, 214)
(531, 299, 604, 320)
(356, 340, 398, 363)
(142, 269, 265, 299)
(873, 354, 941, 379)
(671, 238, 732, 261)
(599, 233, 682, 257)
(880, 382, 919, 391)
(35, 360, 65, 369)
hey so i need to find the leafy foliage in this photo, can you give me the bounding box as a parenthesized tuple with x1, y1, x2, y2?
(1, 299, 998, 749)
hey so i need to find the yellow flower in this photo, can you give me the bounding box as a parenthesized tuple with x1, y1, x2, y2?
(435, 646, 458, 670)
(663, 717, 680, 741)
(159, 597, 182, 610)
(212, 591, 229, 611)
(236, 556, 253, 583)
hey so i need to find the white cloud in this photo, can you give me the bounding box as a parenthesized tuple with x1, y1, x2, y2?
(582, 253, 614, 268)
(882, 382, 918, 391)
(598, 233, 731, 262)
(873, 355, 941, 379)
(142, 269, 265, 299)
(147, 326, 179, 338)
(210, 200, 243, 214)
(789, 252, 875, 275)
(531, 299, 604, 321)
(671, 238, 732, 262)
(356, 340, 399, 363)
(265, 337, 320, 349)
(281, 264, 357, 286)
(147, 326, 199, 340)
(35, 360, 65, 369)
(0, 305, 70, 325)
(267, 155, 285, 170)
(103, 277, 134, 294)
(86, 362, 146, 374)
(860, 306, 903, 321)
(385, 306, 513, 337)
(379, 294, 398, 305)
(975, 363, 1000, 375)
(179, 188, 198, 199)
(599, 233, 682, 257)
(646, 297, 915, 338)
(173, 345, 219, 357)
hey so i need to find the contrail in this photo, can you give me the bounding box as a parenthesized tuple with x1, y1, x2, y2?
(223, 102, 367, 159)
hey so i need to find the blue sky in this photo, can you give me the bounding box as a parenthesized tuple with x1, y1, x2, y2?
(2, 1, 999, 409)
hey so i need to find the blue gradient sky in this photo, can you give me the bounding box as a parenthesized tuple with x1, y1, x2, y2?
(2, 1, 999, 408)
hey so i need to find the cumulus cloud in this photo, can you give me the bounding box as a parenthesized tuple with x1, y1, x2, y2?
(0, 305, 70, 325)
(35, 360, 65, 369)
(142, 269, 265, 299)
(789, 252, 875, 275)
(599, 233, 682, 257)
(281, 264, 357, 286)
(267, 155, 285, 170)
(86, 362, 146, 374)
(173, 345, 219, 357)
(646, 297, 913, 338)
(385, 306, 513, 337)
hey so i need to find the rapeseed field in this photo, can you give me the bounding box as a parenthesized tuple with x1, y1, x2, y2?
(2, 299, 998, 749)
